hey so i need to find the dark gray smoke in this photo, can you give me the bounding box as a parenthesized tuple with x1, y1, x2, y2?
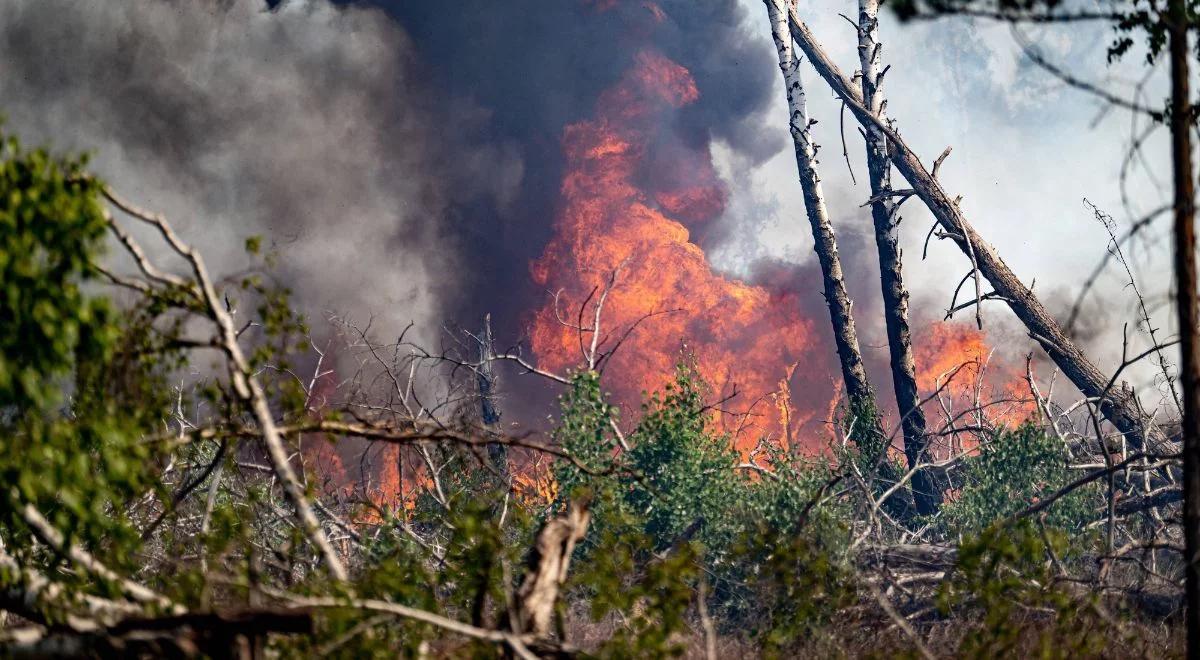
(0, 0, 524, 343)
(0, 0, 784, 349)
(324, 0, 785, 339)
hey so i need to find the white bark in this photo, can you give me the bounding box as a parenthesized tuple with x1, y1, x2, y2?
(516, 499, 591, 637)
(785, 9, 1169, 454)
(763, 0, 875, 410)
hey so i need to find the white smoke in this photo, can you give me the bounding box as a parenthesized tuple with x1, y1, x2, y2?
(0, 0, 524, 342)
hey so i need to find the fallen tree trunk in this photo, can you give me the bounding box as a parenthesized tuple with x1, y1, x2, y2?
(861, 543, 958, 571)
(786, 9, 1169, 453)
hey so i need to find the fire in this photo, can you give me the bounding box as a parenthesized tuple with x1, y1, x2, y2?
(914, 321, 993, 393)
(511, 455, 559, 505)
(529, 50, 828, 448)
(308, 4, 1034, 508)
(913, 321, 1035, 431)
(301, 433, 347, 492)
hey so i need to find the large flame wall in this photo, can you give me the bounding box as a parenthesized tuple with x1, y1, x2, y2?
(528, 50, 836, 448)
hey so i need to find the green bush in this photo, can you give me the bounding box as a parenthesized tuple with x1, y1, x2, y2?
(941, 424, 1100, 536)
(938, 522, 1106, 658)
(552, 361, 855, 647)
(0, 132, 175, 597)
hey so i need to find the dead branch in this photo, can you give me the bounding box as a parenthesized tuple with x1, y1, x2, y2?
(101, 184, 349, 582)
(12, 490, 179, 612)
(516, 496, 592, 638)
(785, 9, 1170, 454)
(865, 581, 937, 660)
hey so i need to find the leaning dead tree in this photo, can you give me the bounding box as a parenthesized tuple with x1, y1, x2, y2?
(762, 0, 876, 425)
(786, 8, 1170, 454)
(854, 0, 941, 515)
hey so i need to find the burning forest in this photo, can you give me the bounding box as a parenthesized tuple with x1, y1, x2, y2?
(0, 0, 1196, 657)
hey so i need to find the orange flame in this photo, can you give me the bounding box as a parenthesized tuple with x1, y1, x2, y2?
(511, 455, 559, 505)
(529, 51, 828, 448)
(913, 321, 1034, 431)
(308, 44, 1033, 514)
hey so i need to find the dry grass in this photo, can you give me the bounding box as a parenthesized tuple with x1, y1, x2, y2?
(555, 599, 1185, 659)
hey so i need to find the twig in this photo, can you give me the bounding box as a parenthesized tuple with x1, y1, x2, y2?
(101, 184, 348, 582)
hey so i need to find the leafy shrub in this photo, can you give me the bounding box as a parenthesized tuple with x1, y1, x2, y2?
(938, 522, 1106, 658)
(941, 424, 1100, 536)
(0, 132, 175, 592)
(553, 361, 855, 646)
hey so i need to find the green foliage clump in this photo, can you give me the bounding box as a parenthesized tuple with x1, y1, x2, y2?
(552, 369, 623, 502)
(939, 522, 1105, 658)
(553, 360, 854, 649)
(0, 130, 110, 412)
(0, 131, 175, 595)
(730, 524, 856, 656)
(941, 424, 1100, 535)
(623, 364, 744, 553)
(569, 509, 701, 658)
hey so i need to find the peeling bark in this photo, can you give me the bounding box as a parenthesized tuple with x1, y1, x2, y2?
(516, 498, 591, 637)
(856, 0, 940, 515)
(763, 0, 875, 413)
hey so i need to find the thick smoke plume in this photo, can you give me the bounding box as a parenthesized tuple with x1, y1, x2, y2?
(0, 0, 524, 343)
(0, 0, 789, 351)
(0, 0, 1038, 441)
(335, 0, 787, 339)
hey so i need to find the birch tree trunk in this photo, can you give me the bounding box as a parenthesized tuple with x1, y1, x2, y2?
(763, 0, 875, 417)
(856, 0, 940, 514)
(786, 9, 1169, 454)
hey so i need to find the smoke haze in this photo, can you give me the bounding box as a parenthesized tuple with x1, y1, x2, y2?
(0, 0, 525, 345)
(0, 0, 1177, 424)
